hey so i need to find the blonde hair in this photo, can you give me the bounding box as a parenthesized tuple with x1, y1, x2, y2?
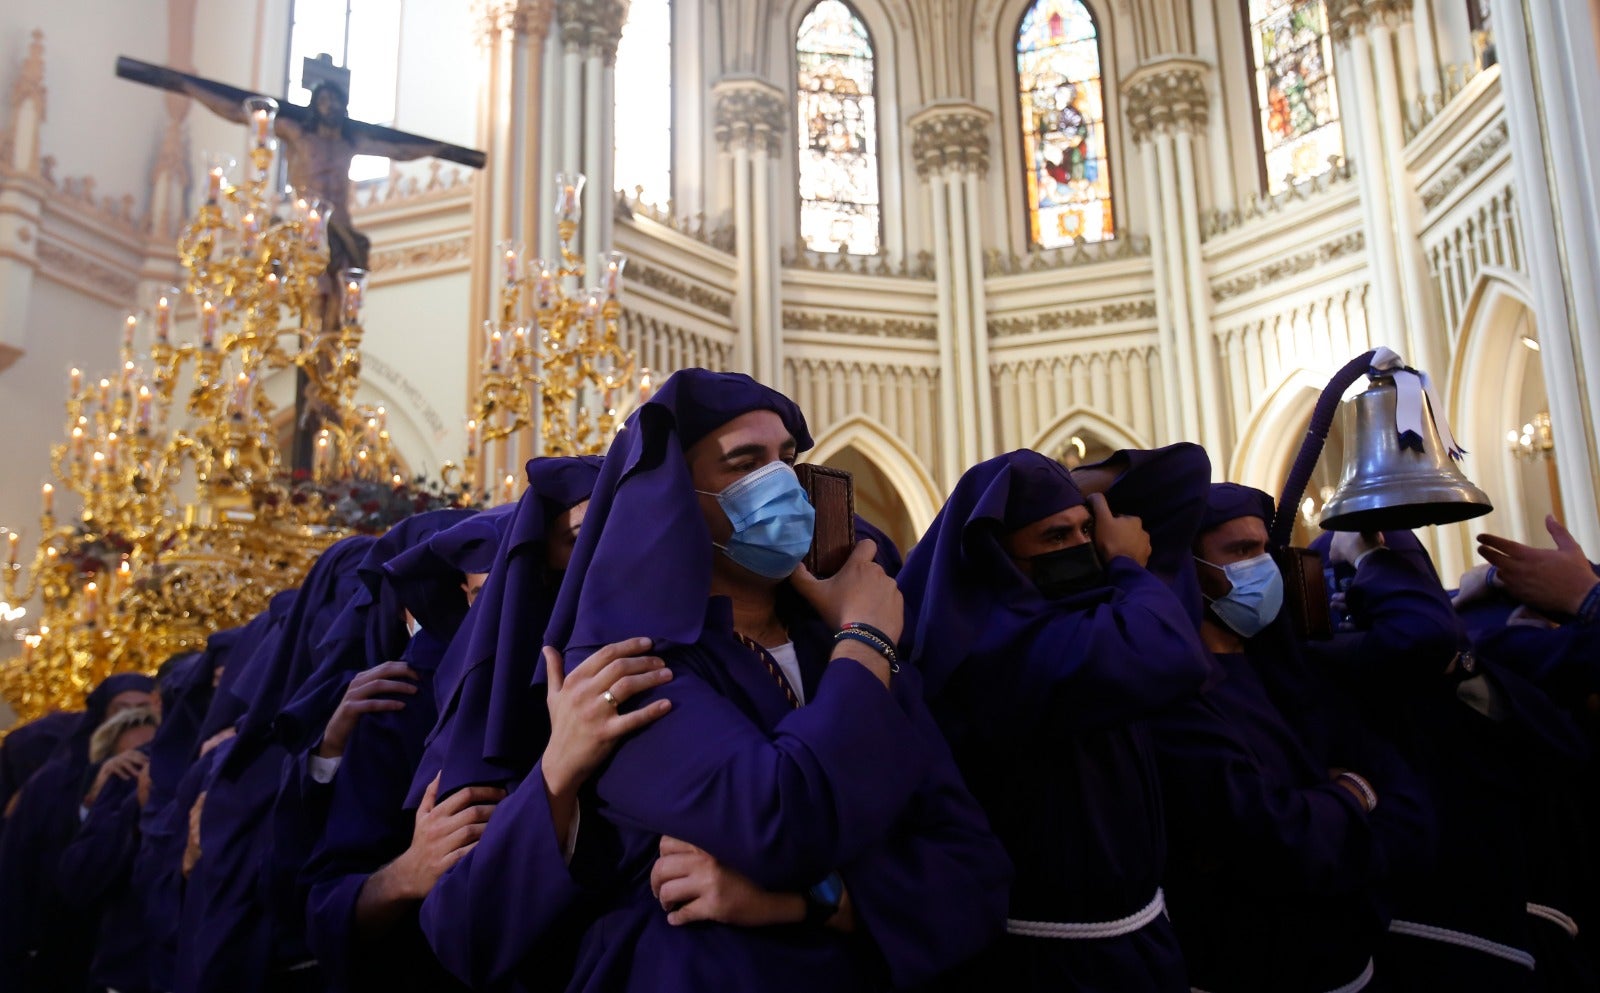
(88, 706, 160, 765)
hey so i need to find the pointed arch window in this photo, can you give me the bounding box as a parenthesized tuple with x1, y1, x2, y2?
(796, 0, 881, 255)
(1245, 1, 1344, 193)
(1017, 0, 1112, 249)
(614, 0, 672, 206)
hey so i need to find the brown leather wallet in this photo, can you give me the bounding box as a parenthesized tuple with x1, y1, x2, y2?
(794, 464, 856, 578)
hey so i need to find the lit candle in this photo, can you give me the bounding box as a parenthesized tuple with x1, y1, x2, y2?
(487, 330, 504, 370)
(465, 419, 478, 458)
(208, 164, 224, 201)
(252, 108, 270, 145)
(314, 435, 330, 478)
(106, 432, 119, 468)
(365, 417, 379, 449)
(136, 387, 152, 432)
(155, 294, 171, 342)
(70, 427, 85, 464)
(69, 367, 82, 394)
(265, 272, 280, 295)
(230, 372, 252, 418)
(82, 581, 99, 625)
(121, 360, 137, 398)
(502, 245, 520, 284)
(376, 406, 387, 432)
(21, 635, 33, 667)
(639, 368, 652, 404)
(241, 211, 259, 252)
(41, 483, 53, 515)
(534, 261, 557, 309)
(7, 531, 18, 568)
(342, 276, 362, 324)
(601, 251, 627, 300)
(501, 474, 515, 504)
(200, 301, 217, 349)
(116, 558, 131, 600)
(306, 207, 323, 244)
(511, 325, 529, 367)
(391, 473, 403, 487)
(98, 378, 111, 411)
(123, 314, 138, 351)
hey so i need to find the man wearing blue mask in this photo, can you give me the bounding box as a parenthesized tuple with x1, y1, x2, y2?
(1149, 483, 1435, 993)
(419, 369, 1010, 992)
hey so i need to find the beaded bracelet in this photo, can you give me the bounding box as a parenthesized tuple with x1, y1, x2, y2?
(834, 625, 900, 672)
(1336, 771, 1379, 813)
(840, 620, 896, 651)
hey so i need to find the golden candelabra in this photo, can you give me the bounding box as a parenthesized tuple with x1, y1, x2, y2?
(446, 172, 648, 502)
(1, 97, 402, 722)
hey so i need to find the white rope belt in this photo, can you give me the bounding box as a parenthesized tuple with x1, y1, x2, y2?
(1387, 919, 1535, 970)
(1006, 888, 1165, 940)
(1190, 955, 1373, 993)
(1527, 902, 1581, 939)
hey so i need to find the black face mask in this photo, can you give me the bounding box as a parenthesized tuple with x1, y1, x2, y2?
(1030, 542, 1104, 600)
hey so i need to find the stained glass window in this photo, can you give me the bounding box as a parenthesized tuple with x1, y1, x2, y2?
(614, 0, 672, 206)
(796, 0, 880, 255)
(1017, 0, 1112, 249)
(1246, 1, 1344, 193)
(287, 0, 403, 182)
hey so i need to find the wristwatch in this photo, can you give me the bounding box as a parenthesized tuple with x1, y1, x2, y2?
(803, 872, 844, 926)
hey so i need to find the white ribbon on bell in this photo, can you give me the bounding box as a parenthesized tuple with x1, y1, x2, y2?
(1369, 347, 1467, 459)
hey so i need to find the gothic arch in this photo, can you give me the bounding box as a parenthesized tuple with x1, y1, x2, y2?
(1228, 368, 1322, 495)
(1029, 404, 1146, 458)
(804, 413, 941, 533)
(1447, 265, 1542, 547)
(777, 0, 908, 261)
(976, 0, 1126, 255)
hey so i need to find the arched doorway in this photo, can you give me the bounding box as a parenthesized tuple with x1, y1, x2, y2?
(825, 445, 919, 554)
(1447, 268, 1560, 572)
(805, 414, 942, 556)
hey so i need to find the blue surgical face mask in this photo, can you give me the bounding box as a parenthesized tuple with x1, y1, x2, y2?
(699, 461, 815, 579)
(1199, 552, 1284, 638)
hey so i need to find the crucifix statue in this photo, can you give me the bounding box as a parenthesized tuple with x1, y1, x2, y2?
(116, 55, 486, 471)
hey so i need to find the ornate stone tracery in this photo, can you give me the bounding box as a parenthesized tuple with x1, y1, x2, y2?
(556, 0, 631, 62)
(712, 78, 789, 157)
(907, 104, 991, 179)
(1121, 60, 1209, 142)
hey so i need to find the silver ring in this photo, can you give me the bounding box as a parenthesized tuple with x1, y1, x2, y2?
(601, 689, 619, 709)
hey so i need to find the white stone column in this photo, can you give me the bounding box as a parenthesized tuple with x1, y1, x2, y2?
(928, 171, 960, 487)
(553, 0, 627, 258)
(909, 103, 993, 476)
(1368, 7, 1445, 379)
(1329, 12, 1408, 354)
(535, 32, 560, 261)
(1490, 0, 1600, 549)
(712, 78, 787, 380)
(1174, 132, 1227, 462)
(1125, 60, 1221, 458)
(1411, 0, 1442, 112)
(510, 2, 554, 253)
(963, 170, 995, 457)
